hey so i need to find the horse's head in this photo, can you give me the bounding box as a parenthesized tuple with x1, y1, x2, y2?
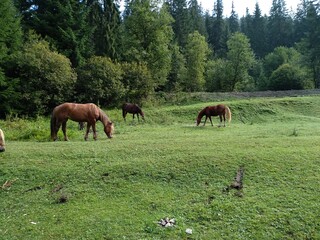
(196, 117, 201, 126)
(0, 129, 5, 151)
(140, 110, 145, 120)
(104, 121, 114, 138)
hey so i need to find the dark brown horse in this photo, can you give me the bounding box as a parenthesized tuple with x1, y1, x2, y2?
(196, 104, 231, 127)
(0, 129, 5, 152)
(51, 103, 114, 141)
(122, 103, 145, 121)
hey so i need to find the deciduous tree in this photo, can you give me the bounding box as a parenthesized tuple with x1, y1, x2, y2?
(121, 0, 173, 89)
(184, 31, 210, 91)
(226, 32, 255, 91)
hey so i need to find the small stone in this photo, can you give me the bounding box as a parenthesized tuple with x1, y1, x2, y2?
(186, 228, 192, 234)
(165, 222, 172, 227)
(169, 218, 175, 224)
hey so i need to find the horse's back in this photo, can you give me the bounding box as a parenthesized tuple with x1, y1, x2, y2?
(123, 103, 139, 113)
(53, 102, 99, 122)
(206, 104, 227, 116)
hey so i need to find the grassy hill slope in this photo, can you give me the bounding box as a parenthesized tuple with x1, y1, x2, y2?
(1, 95, 320, 239)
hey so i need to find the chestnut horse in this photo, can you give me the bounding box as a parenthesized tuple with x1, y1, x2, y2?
(196, 104, 231, 127)
(0, 129, 5, 152)
(122, 103, 145, 121)
(51, 103, 114, 141)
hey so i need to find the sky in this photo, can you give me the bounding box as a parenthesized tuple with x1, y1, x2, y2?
(198, 0, 302, 17)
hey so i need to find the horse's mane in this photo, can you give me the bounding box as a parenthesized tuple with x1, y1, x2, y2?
(197, 107, 207, 119)
(98, 107, 111, 124)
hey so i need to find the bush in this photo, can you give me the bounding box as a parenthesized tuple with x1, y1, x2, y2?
(76, 56, 124, 107)
(121, 62, 153, 105)
(269, 64, 304, 90)
(7, 38, 76, 116)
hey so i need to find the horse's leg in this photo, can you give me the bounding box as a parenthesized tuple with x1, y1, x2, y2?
(54, 122, 61, 141)
(137, 114, 140, 122)
(209, 116, 213, 126)
(92, 123, 97, 140)
(85, 123, 91, 141)
(218, 115, 223, 127)
(123, 111, 127, 121)
(203, 116, 207, 126)
(62, 121, 68, 141)
(222, 114, 226, 127)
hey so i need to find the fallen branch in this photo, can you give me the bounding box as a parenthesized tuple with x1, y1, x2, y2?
(230, 167, 244, 190)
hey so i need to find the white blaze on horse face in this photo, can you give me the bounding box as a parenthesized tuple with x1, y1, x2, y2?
(105, 123, 114, 138)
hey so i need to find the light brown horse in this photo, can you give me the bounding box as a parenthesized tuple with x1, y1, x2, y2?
(0, 129, 5, 152)
(196, 104, 231, 127)
(51, 103, 114, 141)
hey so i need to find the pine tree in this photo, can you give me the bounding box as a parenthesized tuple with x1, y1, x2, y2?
(0, 0, 22, 61)
(251, 3, 267, 58)
(293, 0, 310, 43)
(228, 1, 239, 34)
(188, 0, 207, 38)
(301, 3, 320, 87)
(240, 8, 252, 40)
(0, 0, 23, 118)
(208, 0, 227, 57)
(17, 0, 93, 67)
(87, 0, 121, 59)
(167, 0, 190, 48)
(267, 0, 294, 51)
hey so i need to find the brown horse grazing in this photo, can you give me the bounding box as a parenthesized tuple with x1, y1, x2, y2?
(196, 104, 232, 127)
(0, 129, 5, 152)
(51, 103, 114, 141)
(122, 103, 145, 121)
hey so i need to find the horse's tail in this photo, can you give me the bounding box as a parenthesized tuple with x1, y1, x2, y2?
(225, 106, 232, 123)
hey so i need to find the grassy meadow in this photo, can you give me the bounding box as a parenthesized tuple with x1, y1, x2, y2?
(1, 95, 320, 239)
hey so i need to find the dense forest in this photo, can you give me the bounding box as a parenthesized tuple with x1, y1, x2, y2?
(0, 0, 319, 117)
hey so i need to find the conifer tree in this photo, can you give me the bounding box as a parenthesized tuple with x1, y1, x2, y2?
(208, 0, 227, 57)
(251, 3, 267, 58)
(228, 1, 239, 34)
(188, 0, 207, 38)
(87, 0, 121, 59)
(17, 0, 93, 67)
(267, 0, 294, 51)
(167, 0, 190, 48)
(0, 0, 23, 118)
(293, 0, 310, 43)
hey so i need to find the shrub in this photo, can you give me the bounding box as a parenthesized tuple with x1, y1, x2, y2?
(7, 38, 76, 116)
(269, 64, 304, 90)
(121, 62, 153, 105)
(76, 56, 124, 107)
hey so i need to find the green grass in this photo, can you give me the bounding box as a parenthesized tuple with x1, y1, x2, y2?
(1, 96, 320, 239)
